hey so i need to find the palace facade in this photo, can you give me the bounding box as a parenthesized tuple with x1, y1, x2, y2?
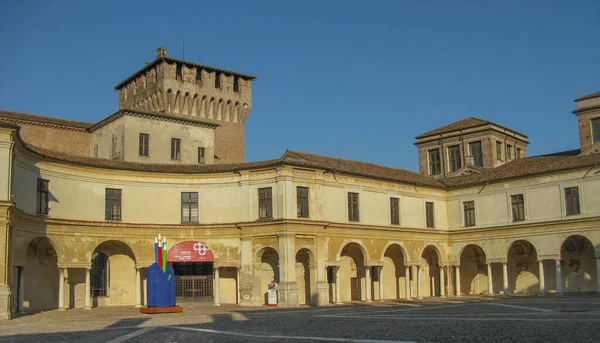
(1, 47, 600, 319)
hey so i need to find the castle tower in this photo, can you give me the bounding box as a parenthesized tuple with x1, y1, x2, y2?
(114, 47, 256, 164)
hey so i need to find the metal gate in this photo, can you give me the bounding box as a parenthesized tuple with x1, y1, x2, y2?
(175, 275, 213, 303)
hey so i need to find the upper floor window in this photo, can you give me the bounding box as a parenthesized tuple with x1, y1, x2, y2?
(463, 201, 475, 227)
(428, 149, 441, 175)
(564, 187, 580, 216)
(198, 147, 205, 164)
(105, 188, 122, 220)
(425, 201, 434, 228)
(139, 133, 149, 156)
(258, 187, 273, 219)
(36, 178, 49, 215)
(176, 64, 182, 80)
(215, 72, 221, 89)
(448, 145, 461, 172)
(111, 135, 119, 159)
(469, 141, 483, 167)
(181, 192, 199, 223)
(171, 138, 181, 160)
(91, 252, 108, 297)
(496, 141, 503, 161)
(507, 144, 513, 160)
(516, 148, 522, 159)
(592, 118, 600, 144)
(233, 76, 240, 92)
(196, 68, 202, 82)
(511, 194, 525, 221)
(348, 192, 359, 222)
(390, 197, 400, 225)
(297, 187, 309, 218)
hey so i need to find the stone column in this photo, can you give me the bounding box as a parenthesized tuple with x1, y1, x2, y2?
(406, 266, 413, 299)
(455, 265, 461, 297)
(335, 266, 342, 304)
(596, 257, 600, 293)
(213, 266, 221, 306)
(17, 267, 24, 314)
(439, 266, 445, 297)
(365, 266, 372, 302)
(236, 267, 241, 304)
(538, 260, 545, 296)
(239, 237, 254, 306)
(135, 267, 141, 308)
(277, 233, 298, 306)
(416, 265, 423, 299)
(556, 259, 563, 295)
(502, 263, 509, 296)
(379, 266, 384, 301)
(487, 263, 494, 296)
(84, 267, 91, 310)
(58, 267, 66, 311)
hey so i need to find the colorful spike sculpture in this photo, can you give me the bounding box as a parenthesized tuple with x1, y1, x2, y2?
(145, 234, 176, 309)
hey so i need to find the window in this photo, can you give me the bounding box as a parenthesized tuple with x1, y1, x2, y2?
(425, 201, 434, 228)
(463, 201, 475, 227)
(428, 149, 441, 175)
(111, 135, 118, 159)
(516, 148, 522, 159)
(469, 141, 483, 167)
(348, 192, 359, 222)
(511, 194, 525, 221)
(565, 187, 580, 216)
(36, 178, 49, 214)
(176, 63, 182, 80)
(258, 187, 273, 219)
(171, 138, 181, 160)
(181, 192, 199, 222)
(496, 141, 503, 161)
(215, 72, 221, 89)
(448, 145, 461, 172)
(233, 76, 240, 92)
(297, 187, 309, 218)
(91, 253, 108, 297)
(198, 147, 205, 164)
(105, 188, 122, 220)
(507, 144, 513, 160)
(390, 197, 399, 225)
(139, 133, 149, 156)
(196, 68, 202, 82)
(593, 118, 600, 144)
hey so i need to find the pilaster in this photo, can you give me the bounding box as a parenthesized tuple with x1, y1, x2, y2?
(277, 233, 298, 307)
(238, 236, 254, 306)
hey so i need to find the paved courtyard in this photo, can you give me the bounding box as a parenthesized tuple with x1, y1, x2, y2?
(1, 295, 600, 342)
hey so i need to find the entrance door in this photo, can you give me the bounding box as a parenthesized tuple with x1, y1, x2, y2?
(173, 262, 214, 303)
(350, 277, 359, 301)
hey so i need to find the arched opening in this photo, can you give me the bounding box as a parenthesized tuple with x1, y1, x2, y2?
(296, 248, 313, 305)
(507, 240, 539, 294)
(560, 235, 597, 292)
(421, 245, 441, 297)
(24, 237, 58, 312)
(258, 247, 279, 305)
(91, 240, 136, 307)
(167, 241, 215, 303)
(339, 243, 365, 301)
(382, 244, 407, 299)
(459, 244, 488, 295)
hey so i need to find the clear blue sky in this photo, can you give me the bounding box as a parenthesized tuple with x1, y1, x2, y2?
(1, 0, 599, 171)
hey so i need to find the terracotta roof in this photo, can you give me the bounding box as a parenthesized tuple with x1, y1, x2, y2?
(88, 109, 219, 132)
(415, 117, 528, 140)
(575, 90, 600, 101)
(0, 110, 94, 130)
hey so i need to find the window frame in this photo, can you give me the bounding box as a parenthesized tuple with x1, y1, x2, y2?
(348, 192, 359, 222)
(215, 72, 221, 89)
(564, 186, 581, 216)
(176, 63, 183, 80)
(496, 141, 503, 161)
(36, 178, 49, 215)
(139, 133, 149, 157)
(233, 75, 240, 92)
(181, 192, 199, 223)
(592, 118, 600, 144)
(463, 200, 475, 227)
(296, 186, 309, 218)
(469, 141, 483, 167)
(390, 197, 400, 225)
(105, 188, 122, 221)
(510, 194, 525, 222)
(258, 187, 273, 219)
(198, 147, 205, 164)
(448, 145, 461, 172)
(516, 148, 522, 159)
(171, 138, 181, 160)
(428, 149, 441, 175)
(425, 201, 435, 228)
(91, 252, 108, 297)
(506, 144, 513, 160)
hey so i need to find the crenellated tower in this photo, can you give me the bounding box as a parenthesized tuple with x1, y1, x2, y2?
(114, 47, 256, 164)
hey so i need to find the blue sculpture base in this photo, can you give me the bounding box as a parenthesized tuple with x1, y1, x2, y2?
(146, 263, 176, 308)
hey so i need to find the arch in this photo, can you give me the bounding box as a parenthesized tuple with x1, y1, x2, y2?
(225, 100, 233, 122)
(379, 242, 409, 262)
(560, 235, 597, 292)
(234, 102, 240, 123)
(167, 89, 173, 112)
(335, 240, 369, 261)
(381, 243, 408, 299)
(199, 96, 207, 118)
(241, 103, 250, 122)
(23, 236, 59, 312)
(157, 90, 163, 109)
(191, 94, 199, 116)
(296, 248, 314, 305)
(257, 247, 279, 305)
(91, 240, 137, 306)
(183, 92, 191, 115)
(506, 240, 539, 294)
(217, 98, 224, 120)
(418, 244, 442, 262)
(458, 244, 488, 295)
(338, 242, 367, 301)
(208, 97, 216, 119)
(421, 245, 443, 297)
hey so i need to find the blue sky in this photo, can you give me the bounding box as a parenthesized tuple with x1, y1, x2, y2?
(1, 0, 599, 171)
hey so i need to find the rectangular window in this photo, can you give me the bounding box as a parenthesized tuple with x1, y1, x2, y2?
(565, 187, 581, 216)
(111, 135, 118, 159)
(181, 192, 199, 223)
(196, 68, 202, 81)
(171, 138, 181, 160)
(348, 192, 359, 222)
(463, 201, 475, 227)
(390, 197, 400, 225)
(593, 118, 600, 144)
(428, 149, 441, 175)
(139, 133, 149, 156)
(469, 141, 483, 167)
(105, 188, 122, 220)
(511, 194, 525, 222)
(425, 201, 434, 228)
(258, 187, 273, 219)
(36, 178, 49, 214)
(233, 76, 240, 92)
(496, 141, 503, 161)
(507, 144, 513, 160)
(297, 186, 309, 218)
(215, 72, 221, 89)
(448, 145, 461, 172)
(198, 147, 205, 164)
(516, 148, 522, 159)
(176, 64, 182, 80)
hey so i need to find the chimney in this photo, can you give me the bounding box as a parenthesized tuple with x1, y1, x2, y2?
(157, 46, 167, 58)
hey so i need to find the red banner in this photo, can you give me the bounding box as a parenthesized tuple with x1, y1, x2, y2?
(167, 241, 214, 262)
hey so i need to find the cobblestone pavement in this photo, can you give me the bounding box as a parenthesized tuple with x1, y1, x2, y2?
(1, 295, 600, 342)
